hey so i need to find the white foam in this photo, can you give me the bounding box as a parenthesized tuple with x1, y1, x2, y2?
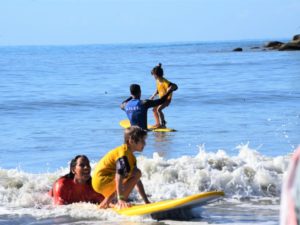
(136, 144, 290, 201)
(0, 144, 290, 222)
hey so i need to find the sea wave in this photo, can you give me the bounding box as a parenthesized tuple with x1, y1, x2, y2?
(0, 144, 289, 223)
(0, 145, 290, 208)
(138, 144, 290, 201)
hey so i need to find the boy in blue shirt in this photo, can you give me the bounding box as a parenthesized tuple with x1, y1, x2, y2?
(121, 83, 177, 130)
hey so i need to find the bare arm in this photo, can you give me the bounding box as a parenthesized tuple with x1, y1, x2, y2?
(115, 173, 131, 209)
(150, 90, 158, 100)
(144, 83, 178, 109)
(135, 180, 150, 204)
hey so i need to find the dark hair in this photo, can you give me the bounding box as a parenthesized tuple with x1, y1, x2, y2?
(124, 126, 147, 144)
(130, 84, 141, 97)
(151, 63, 164, 77)
(63, 155, 90, 180)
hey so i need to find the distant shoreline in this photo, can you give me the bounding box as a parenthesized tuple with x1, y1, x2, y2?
(0, 37, 292, 48)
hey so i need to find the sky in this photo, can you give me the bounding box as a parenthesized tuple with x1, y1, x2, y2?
(0, 0, 299, 46)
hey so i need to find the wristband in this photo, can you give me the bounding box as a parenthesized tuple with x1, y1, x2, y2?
(117, 195, 125, 200)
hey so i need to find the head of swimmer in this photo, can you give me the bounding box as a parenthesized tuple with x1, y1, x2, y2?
(69, 155, 91, 184)
(130, 84, 141, 99)
(124, 126, 147, 152)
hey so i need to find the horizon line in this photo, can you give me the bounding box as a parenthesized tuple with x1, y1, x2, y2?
(0, 36, 292, 48)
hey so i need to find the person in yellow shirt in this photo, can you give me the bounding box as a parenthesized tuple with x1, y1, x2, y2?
(150, 63, 178, 128)
(92, 126, 150, 209)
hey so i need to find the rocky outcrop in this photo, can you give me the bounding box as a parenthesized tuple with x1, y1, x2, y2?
(232, 34, 300, 52)
(265, 34, 300, 51)
(264, 41, 284, 49)
(293, 34, 300, 41)
(279, 39, 300, 51)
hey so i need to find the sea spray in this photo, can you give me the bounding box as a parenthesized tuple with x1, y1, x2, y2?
(136, 144, 290, 201)
(0, 145, 290, 221)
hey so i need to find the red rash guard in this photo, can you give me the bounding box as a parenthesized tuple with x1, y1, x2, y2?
(49, 177, 104, 205)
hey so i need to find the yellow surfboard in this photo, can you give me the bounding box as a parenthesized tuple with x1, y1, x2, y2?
(114, 191, 224, 217)
(119, 119, 176, 132)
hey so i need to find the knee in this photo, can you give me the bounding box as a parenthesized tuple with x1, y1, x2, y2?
(133, 168, 142, 179)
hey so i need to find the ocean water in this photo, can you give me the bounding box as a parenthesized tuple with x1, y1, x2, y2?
(0, 40, 299, 225)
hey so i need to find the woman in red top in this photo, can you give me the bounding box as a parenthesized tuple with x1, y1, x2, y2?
(49, 155, 104, 205)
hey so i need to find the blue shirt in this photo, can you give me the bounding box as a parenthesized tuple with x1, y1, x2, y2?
(121, 89, 173, 130)
(125, 99, 148, 130)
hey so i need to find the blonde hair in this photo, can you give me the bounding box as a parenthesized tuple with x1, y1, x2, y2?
(124, 126, 147, 144)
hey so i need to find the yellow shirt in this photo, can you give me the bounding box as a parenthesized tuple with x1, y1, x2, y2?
(156, 77, 172, 99)
(93, 144, 136, 183)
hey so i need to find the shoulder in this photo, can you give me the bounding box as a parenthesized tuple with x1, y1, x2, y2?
(54, 177, 73, 190)
(51, 177, 75, 205)
(55, 177, 66, 185)
(51, 177, 73, 203)
(107, 144, 127, 159)
(162, 77, 170, 84)
(113, 144, 126, 152)
(117, 144, 127, 155)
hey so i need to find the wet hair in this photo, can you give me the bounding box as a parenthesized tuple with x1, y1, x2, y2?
(130, 84, 141, 97)
(151, 63, 164, 77)
(124, 126, 147, 144)
(63, 155, 90, 180)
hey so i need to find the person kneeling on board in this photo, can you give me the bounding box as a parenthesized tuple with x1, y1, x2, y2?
(120, 83, 177, 130)
(92, 126, 150, 209)
(49, 155, 104, 205)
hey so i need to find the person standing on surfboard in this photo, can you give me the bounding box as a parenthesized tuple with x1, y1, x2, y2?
(92, 126, 150, 209)
(150, 63, 177, 129)
(120, 83, 177, 130)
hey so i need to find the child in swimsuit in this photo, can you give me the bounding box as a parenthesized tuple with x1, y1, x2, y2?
(92, 126, 150, 209)
(150, 63, 177, 128)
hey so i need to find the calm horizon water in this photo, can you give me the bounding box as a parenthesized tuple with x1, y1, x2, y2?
(0, 40, 299, 225)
